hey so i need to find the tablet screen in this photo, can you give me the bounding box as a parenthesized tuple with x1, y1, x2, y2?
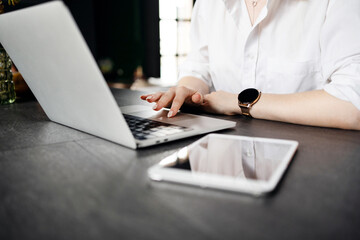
(149, 134, 298, 195)
(166, 135, 294, 181)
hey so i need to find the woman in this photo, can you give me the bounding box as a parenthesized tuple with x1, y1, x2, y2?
(141, 0, 360, 130)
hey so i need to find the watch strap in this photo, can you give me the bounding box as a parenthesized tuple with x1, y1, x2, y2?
(239, 104, 251, 117)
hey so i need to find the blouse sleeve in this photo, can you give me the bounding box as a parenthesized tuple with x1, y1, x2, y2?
(178, 0, 212, 88)
(321, 0, 360, 110)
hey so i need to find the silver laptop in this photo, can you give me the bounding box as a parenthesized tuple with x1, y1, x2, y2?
(0, 1, 236, 149)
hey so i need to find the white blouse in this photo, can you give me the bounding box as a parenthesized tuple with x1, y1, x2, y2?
(178, 0, 360, 110)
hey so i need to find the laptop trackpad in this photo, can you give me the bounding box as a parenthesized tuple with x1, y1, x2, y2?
(120, 105, 208, 128)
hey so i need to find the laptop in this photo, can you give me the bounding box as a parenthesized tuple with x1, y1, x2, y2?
(0, 1, 236, 149)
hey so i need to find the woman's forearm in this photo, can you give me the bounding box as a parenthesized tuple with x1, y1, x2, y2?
(251, 90, 360, 130)
(143, 78, 360, 130)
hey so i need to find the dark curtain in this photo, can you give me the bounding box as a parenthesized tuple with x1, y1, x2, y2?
(3, 0, 160, 83)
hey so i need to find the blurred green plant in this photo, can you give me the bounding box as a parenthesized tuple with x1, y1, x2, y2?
(0, 0, 20, 104)
(0, 0, 20, 14)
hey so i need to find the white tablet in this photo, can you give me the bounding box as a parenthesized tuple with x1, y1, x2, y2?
(148, 134, 298, 196)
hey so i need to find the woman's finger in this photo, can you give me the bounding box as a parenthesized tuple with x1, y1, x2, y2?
(140, 94, 149, 100)
(153, 88, 176, 110)
(168, 87, 203, 117)
(191, 92, 203, 104)
(168, 87, 193, 117)
(140, 92, 164, 103)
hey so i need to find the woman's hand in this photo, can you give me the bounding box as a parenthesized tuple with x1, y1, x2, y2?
(140, 86, 205, 117)
(202, 91, 240, 115)
(141, 87, 242, 117)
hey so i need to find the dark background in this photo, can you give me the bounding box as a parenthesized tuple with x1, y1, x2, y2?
(3, 0, 160, 83)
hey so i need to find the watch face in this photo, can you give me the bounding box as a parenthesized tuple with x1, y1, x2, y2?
(238, 88, 259, 103)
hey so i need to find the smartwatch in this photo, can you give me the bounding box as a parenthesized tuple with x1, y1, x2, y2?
(238, 88, 261, 117)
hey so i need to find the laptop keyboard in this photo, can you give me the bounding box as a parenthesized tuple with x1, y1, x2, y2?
(123, 114, 192, 140)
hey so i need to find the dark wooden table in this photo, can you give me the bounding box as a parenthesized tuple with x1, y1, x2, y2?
(1, 88, 359, 240)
